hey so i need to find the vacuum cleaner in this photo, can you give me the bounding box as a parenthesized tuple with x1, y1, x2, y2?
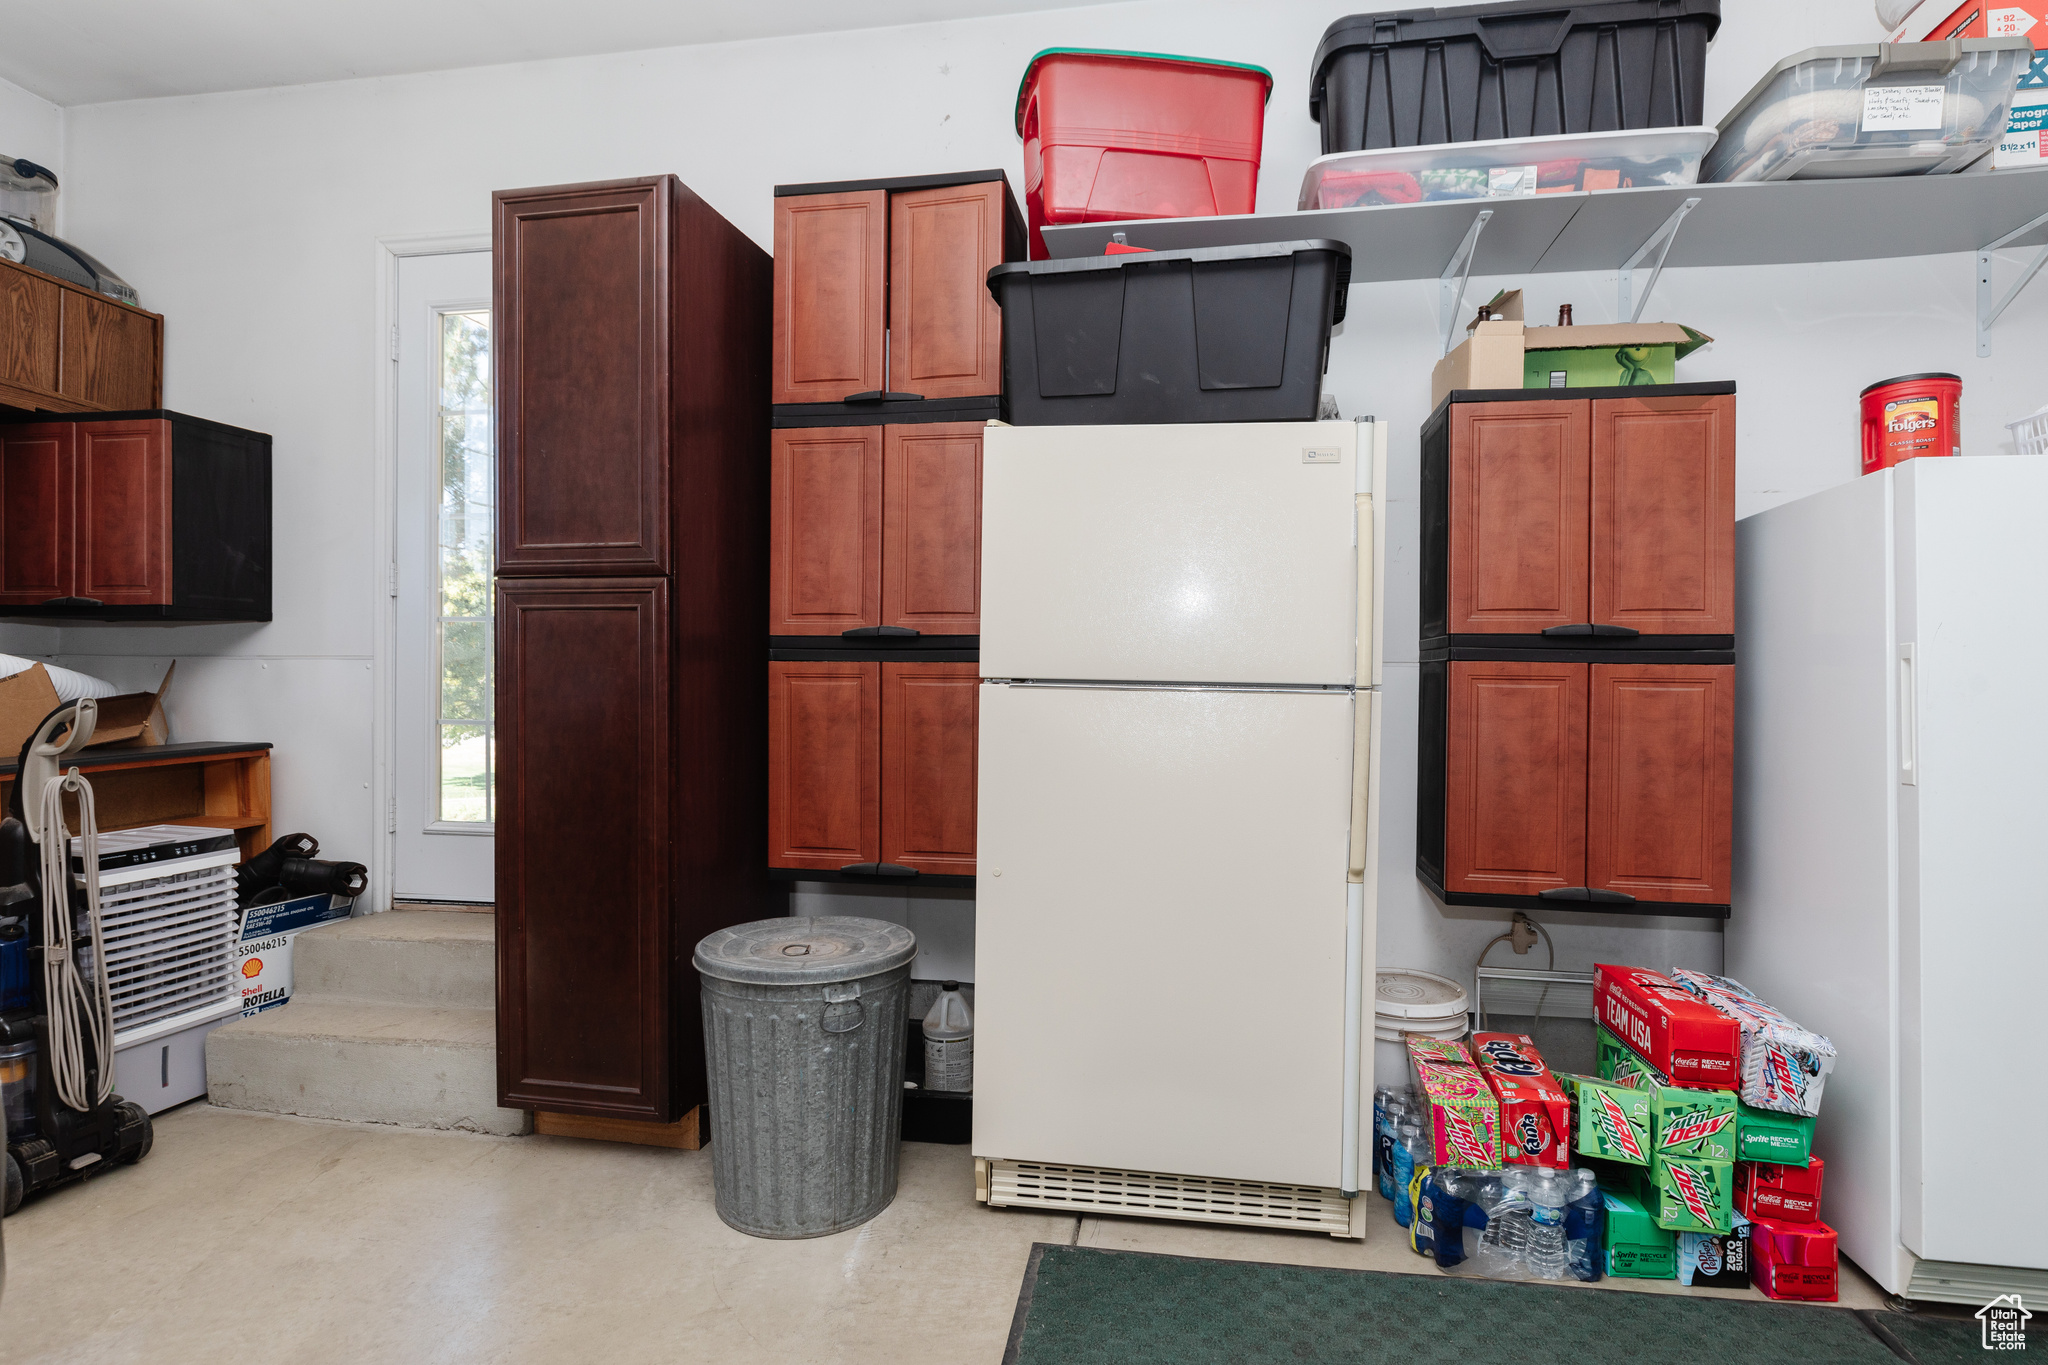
(1, 699, 152, 1216)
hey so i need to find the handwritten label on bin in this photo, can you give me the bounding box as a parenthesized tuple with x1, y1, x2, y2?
(1861, 85, 1946, 132)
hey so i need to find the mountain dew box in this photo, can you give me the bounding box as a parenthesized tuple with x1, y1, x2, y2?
(1413, 1059, 1503, 1169)
(1602, 1187, 1676, 1278)
(1562, 1073, 1651, 1166)
(1595, 964, 1740, 1089)
(1751, 1217, 1839, 1301)
(1653, 1155, 1734, 1234)
(1736, 1102, 1815, 1166)
(1653, 1086, 1737, 1162)
(1598, 1024, 1670, 1089)
(1469, 1032, 1571, 1168)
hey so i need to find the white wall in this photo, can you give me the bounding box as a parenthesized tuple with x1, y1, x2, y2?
(9, 0, 2042, 989)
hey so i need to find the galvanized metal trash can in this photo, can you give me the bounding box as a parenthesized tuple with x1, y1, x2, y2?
(696, 917, 916, 1239)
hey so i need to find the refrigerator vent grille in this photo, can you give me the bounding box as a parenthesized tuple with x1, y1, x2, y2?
(986, 1160, 1351, 1235)
(1905, 1258, 2048, 1306)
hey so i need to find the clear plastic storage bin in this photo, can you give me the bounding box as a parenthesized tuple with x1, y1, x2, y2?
(1299, 127, 1716, 210)
(1703, 38, 2034, 183)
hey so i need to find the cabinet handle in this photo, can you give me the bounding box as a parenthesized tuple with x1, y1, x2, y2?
(38, 597, 103, 609)
(841, 626, 921, 639)
(838, 862, 921, 878)
(1540, 624, 1640, 638)
(840, 390, 926, 404)
(1537, 887, 1638, 904)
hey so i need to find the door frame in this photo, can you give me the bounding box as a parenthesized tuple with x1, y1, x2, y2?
(372, 231, 492, 912)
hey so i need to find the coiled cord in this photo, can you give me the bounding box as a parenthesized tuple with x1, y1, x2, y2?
(39, 767, 114, 1111)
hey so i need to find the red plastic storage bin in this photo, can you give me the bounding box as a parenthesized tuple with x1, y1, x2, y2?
(1015, 48, 1273, 258)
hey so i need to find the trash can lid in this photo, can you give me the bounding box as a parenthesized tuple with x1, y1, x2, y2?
(695, 917, 917, 986)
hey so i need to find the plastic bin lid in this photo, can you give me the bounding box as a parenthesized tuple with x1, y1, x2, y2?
(1016, 47, 1273, 131)
(986, 238, 1353, 324)
(1375, 967, 1470, 1020)
(695, 916, 916, 986)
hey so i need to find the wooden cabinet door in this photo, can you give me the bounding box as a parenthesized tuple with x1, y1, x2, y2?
(889, 182, 1005, 400)
(768, 660, 879, 870)
(1448, 400, 1589, 634)
(495, 179, 669, 576)
(1588, 663, 1733, 905)
(768, 426, 882, 634)
(883, 422, 981, 634)
(496, 578, 673, 1118)
(58, 293, 158, 410)
(1444, 660, 1587, 896)
(772, 190, 886, 405)
(881, 662, 978, 874)
(0, 423, 73, 605)
(0, 265, 61, 399)
(1591, 395, 1736, 636)
(75, 420, 171, 606)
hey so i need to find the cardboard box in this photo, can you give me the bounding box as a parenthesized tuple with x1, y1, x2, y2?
(1562, 1072, 1652, 1166)
(1429, 289, 1525, 405)
(1469, 1032, 1571, 1167)
(1413, 1058, 1503, 1169)
(235, 893, 353, 1016)
(1521, 323, 1711, 390)
(1602, 1187, 1677, 1278)
(1678, 1214, 1751, 1289)
(1597, 1022, 1671, 1089)
(1595, 964, 1740, 1090)
(1737, 1157, 1825, 1224)
(0, 662, 174, 759)
(1751, 1217, 1839, 1302)
(1653, 1085, 1738, 1162)
(1652, 1154, 1735, 1234)
(1735, 1101, 1815, 1166)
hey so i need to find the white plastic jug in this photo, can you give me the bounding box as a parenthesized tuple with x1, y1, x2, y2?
(922, 981, 973, 1093)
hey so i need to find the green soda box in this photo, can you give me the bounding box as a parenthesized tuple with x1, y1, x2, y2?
(1653, 1155, 1735, 1234)
(1653, 1086, 1738, 1162)
(1562, 1073, 1652, 1167)
(1597, 1024, 1670, 1089)
(1602, 1186, 1677, 1278)
(1736, 1102, 1816, 1166)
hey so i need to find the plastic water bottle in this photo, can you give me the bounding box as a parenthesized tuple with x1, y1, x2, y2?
(1524, 1168, 1571, 1280)
(1377, 1091, 1411, 1201)
(1371, 1086, 1391, 1191)
(922, 982, 973, 1092)
(1391, 1119, 1423, 1227)
(1563, 1168, 1604, 1282)
(1473, 1168, 1534, 1279)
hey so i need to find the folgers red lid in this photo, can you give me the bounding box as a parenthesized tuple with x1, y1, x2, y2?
(1861, 372, 1961, 397)
(1595, 964, 1741, 1090)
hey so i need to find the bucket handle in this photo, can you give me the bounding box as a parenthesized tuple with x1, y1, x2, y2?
(822, 981, 865, 1034)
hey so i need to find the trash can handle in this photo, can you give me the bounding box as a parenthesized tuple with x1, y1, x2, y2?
(822, 981, 865, 1034)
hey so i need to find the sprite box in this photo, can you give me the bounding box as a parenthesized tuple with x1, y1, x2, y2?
(1653, 1086, 1738, 1162)
(1736, 1101, 1815, 1166)
(1597, 1024, 1670, 1089)
(1602, 1187, 1676, 1278)
(1653, 1155, 1735, 1234)
(1562, 1073, 1651, 1166)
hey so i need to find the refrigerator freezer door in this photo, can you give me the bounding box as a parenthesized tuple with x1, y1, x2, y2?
(982, 421, 1364, 686)
(973, 681, 1358, 1189)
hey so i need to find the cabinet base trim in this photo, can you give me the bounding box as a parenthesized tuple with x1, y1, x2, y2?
(535, 1106, 701, 1150)
(773, 396, 1002, 428)
(768, 866, 975, 889)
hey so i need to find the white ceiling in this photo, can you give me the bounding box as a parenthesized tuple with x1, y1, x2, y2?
(0, 0, 1103, 106)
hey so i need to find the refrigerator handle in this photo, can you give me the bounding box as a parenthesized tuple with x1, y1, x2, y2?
(1899, 643, 1918, 787)
(1355, 492, 1375, 688)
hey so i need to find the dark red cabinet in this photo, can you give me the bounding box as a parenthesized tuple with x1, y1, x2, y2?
(1442, 659, 1588, 899)
(1590, 396, 1737, 637)
(772, 190, 887, 406)
(1586, 662, 1733, 904)
(880, 662, 979, 875)
(888, 182, 1008, 403)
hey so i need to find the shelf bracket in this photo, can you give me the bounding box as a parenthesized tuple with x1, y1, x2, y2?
(1977, 207, 2048, 358)
(1439, 209, 1494, 356)
(1617, 196, 1700, 324)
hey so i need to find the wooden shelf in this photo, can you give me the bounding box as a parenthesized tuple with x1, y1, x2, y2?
(0, 743, 271, 858)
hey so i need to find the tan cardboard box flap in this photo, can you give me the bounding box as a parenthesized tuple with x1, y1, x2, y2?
(0, 665, 63, 762)
(87, 661, 175, 749)
(1465, 289, 1524, 330)
(1523, 322, 1713, 355)
(1432, 321, 1526, 406)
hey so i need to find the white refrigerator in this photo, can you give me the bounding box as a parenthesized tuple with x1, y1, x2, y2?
(1732, 455, 2048, 1304)
(972, 420, 1386, 1237)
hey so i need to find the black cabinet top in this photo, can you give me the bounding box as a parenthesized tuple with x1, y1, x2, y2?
(0, 409, 271, 442)
(775, 168, 1014, 198)
(1424, 380, 1738, 433)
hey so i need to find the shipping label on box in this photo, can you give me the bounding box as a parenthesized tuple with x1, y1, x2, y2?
(1595, 964, 1740, 1089)
(1470, 1032, 1571, 1167)
(1414, 1059, 1503, 1169)
(1737, 1157, 1825, 1224)
(1653, 1155, 1735, 1234)
(1563, 1073, 1652, 1166)
(235, 894, 351, 1016)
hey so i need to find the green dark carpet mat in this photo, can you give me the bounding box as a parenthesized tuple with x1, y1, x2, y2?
(1003, 1243, 1984, 1365)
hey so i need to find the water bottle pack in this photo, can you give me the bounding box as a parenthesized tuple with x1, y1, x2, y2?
(1407, 1164, 1603, 1282)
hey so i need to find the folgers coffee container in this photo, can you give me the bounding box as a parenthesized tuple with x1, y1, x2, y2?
(1862, 373, 1962, 475)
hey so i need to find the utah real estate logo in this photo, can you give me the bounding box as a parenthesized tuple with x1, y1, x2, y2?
(1979, 1293, 2030, 1351)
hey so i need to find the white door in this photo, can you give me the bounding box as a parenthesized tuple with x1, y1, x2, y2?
(972, 680, 1357, 1187)
(393, 251, 495, 902)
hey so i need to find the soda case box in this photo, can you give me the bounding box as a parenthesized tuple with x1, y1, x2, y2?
(1597, 1024, 1670, 1089)
(1651, 1154, 1735, 1234)
(1678, 1213, 1751, 1290)
(1737, 1157, 1825, 1224)
(1561, 1072, 1652, 1167)
(1736, 1101, 1815, 1166)
(1469, 1032, 1571, 1168)
(1668, 969, 1836, 1118)
(1751, 1216, 1839, 1302)
(1404, 1035, 1473, 1068)
(1601, 1186, 1676, 1278)
(1413, 1059, 1504, 1169)
(1652, 1085, 1738, 1163)
(1594, 964, 1741, 1090)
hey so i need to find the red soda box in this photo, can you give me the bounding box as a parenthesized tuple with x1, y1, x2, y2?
(1413, 1058, 1503, 1169)
(1594, 964, 1740, 1090)
(1469, 1032, 1571, 1168)
(1750, 1216, 1839, 1301)
(1737, 1157, 1825, 1224)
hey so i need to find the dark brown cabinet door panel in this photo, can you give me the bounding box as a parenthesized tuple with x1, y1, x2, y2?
(768, 426, 882, 634)
(890, 183, 1005, 400)
(1588, 663, 1733, 904)
(1444, 660, 1587, 896)
(883, 422, 981, 634)
(881, 662, 978, 874)
(0, 423, 73, 605)
(1591, 395, 1736, 636)
(496, 578, 671, 1117)
(768, 660, 879, 870)
(496, 180, 668, 575)
(58, 292, 158, 411)
(1448, 401, 1589, 634)
(773, 190, 886, 405)
(75, 420, 170, 606)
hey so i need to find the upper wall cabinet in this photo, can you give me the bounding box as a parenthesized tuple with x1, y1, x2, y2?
(1421, 386, 1736, 647)
(771, 171, 1023, 424)
(0, 258, 162, 416)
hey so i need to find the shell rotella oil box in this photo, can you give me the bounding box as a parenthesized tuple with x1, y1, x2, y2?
(1594, 964, 1740, 1090)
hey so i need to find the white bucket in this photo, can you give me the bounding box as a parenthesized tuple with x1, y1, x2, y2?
(1372, 968, 1470, 1094)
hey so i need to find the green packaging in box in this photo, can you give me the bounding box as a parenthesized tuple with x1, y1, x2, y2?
(1520, 323, 1712, 390)
(1562, 1072, 1652, 1167)
(1653, 1086, 1738, 1162)
(1597, 1024, 1670, 1089)
(1736, 1101, 1815, 1166)
(1602, 1186, 1677, 1278)
(1652, 1155, 1735, 1234)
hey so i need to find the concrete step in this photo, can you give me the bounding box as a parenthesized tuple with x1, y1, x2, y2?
(206, 999, 531, 1135)
(290, 909, 495, 1009)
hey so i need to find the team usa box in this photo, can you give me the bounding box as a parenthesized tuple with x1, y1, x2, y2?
(1469, 1033, 1571, 1168)
(1595, 964, 1741, 1089)
(1737, 1157, 1825, 1224)
(1750, 1217, 1839, 1301)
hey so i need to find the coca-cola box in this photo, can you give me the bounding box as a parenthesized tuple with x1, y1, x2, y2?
(1751, 1217, 1839, 1301)
(1469, 1032, 1570, 1168)
(1737, 1157, 1825, 1224)
(1594, 964, 1740, 1089)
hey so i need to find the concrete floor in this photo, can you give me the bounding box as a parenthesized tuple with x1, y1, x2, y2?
(4, 1104, 1885, 1363)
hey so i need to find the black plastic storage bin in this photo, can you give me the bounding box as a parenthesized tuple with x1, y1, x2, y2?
(986, 240, 1351, 426)
(1311, 0, 1721, 153)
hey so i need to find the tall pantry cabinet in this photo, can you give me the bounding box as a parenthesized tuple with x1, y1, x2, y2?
(493, 176, 784, 1124)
